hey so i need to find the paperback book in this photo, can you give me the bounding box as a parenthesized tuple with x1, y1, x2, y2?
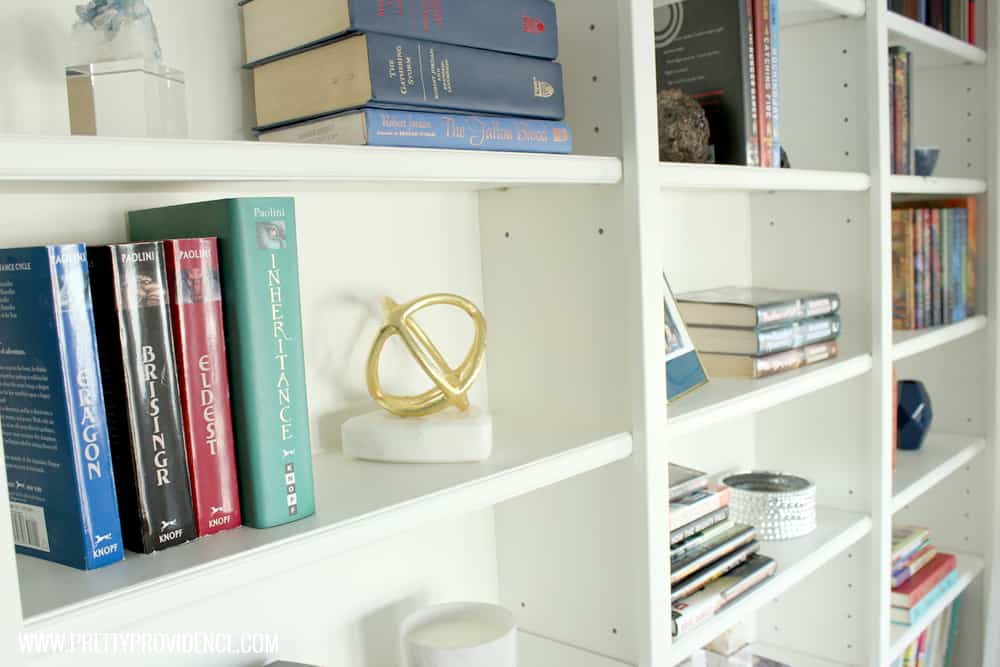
(670, 506, 730, 547)
(671, 519, 736, 562)
(671, 540, 760, 602)
(88, 242, 197, 553)
(670, 523, 756, 583)
(670, 486, 731, 532)
(700, 340, 839, 379)
(0, 245, 124, 569)
(893, 544, 938, 588)
(687, 313, 841, 356)
(669, 463, 709, 501)
(671, 553, 777, 636)
(676, 287, 841, 328)
(258, 108, 572, 154)
(892, 525, 930, 566)
(891, 570, 958, 625)
(129, 198, 316, 528)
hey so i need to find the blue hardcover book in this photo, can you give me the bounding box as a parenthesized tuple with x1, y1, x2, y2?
(769, 0, 781, 167)
(252, 33, 565, 130)
(241, 0, 558, 66)
(0, 245, 124, 570)
(258, 108, 572, 154)
(891, 569, 958, 624)
(953, 208, 967, 321)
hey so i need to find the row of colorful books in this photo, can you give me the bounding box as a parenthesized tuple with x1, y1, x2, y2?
(655, 0, 783, 167)
(891, 199, 978, 330)
(889, 46, 913, 176)
(892, 600, 962, 667)
(669, 465, 777, 636)
(892, 526, 959, 626)
(889, 0, 977, 44)
(676, 287, 841, 379)
(240, 0, 572, 154)
(3, 197, 313, 571)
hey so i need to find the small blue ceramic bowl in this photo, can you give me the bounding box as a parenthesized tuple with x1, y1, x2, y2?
(914, 147, 941, 177)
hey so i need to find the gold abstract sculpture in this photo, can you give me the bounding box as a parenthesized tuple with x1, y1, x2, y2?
(366, 293, 487, 418)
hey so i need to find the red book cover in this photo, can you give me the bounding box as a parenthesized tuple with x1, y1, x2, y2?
(892, 553, 957, 608)
(753, 0, 773, 167)
(164, 238, 242, 536)
(969, 1, 976, 44)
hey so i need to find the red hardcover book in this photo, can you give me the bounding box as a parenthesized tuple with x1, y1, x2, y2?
(753, 0, 773, 167)
(891, 553, 957, 608)
(969, 1, 976, 44)
(164, 238, 242, 536)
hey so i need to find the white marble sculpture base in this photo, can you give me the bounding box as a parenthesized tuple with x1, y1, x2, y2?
(342, 407, 493, 463)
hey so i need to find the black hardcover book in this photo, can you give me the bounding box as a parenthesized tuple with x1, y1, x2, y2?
(655, 0, 758, 166)
(88, 243, 197, 553)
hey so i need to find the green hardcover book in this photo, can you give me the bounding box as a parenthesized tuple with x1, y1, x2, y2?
(128, 197, 315, 528)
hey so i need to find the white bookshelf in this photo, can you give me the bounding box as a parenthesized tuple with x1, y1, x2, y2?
(0, 1, 995, 667)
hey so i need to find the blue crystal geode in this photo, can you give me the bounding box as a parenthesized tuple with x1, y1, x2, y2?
(897, 380, 933, 451)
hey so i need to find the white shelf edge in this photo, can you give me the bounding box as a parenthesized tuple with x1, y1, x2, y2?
(892, 435, 987, 513)
(658, 163, 871, 193)
(886, 12, 987, 66)
(0, 135, 623, 187)
(21, 432, 632, 633)
(668, 510, 873, 665)
(891, 315, 988, 361)
(888, 553, 984, 661)
(520, 631, 634, 666)
(889, 175, 987, 195)
(749, 642, 859, 667)
(666, 353, 873, 438)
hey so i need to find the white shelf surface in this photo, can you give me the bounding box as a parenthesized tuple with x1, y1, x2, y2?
(0, 135, 623, 188)
(892, 433, 986, 513)
(658, 163, 870, 193)
(781, 0, 866, 26)
(666, 349, 873, 437)
(889, 175, 987, 195)
(887, 12, 987, 67)
(888, 553, 984, 661)
(669, 507, 872, 664)
(17, 424, 632, 631)
(746, 642, 858, 666)
(891, 315, 988, 360)
(521, 631, 633, 666)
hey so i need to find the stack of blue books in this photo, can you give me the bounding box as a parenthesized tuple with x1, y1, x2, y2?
(241, 0, 572, 154)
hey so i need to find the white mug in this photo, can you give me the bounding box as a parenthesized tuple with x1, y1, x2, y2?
(400, 602, 517, 667)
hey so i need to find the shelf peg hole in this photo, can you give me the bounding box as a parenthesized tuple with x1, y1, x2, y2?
(520, 602, 526, 608)
(594, 126, 600, 134)
(611, 628, 618, 635)
(598, 227, 605, 235)
(504, 231, 510, 238)
(592, 75, 599, 83)
(589, 23, 596, 31)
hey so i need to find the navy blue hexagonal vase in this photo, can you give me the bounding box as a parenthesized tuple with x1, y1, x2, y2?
(897, 380, 933, 451)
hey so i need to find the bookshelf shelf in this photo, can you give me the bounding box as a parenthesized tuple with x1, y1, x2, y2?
(658, 163, 871, 193)
(886, 12, 987, 67)
(892, 434, 987, 513)
(889, 175, 988, 195)
(666, 351, 873, 437)
(16, 426, 630, 632)
(888, 553, 985, 662)
(891, 315, 988, 360)
(0, 136, 623, 188)
(780, 0, 866, 26)
(521, 631, 632, 666)
(669, 508, 872, 665)
(747, 642, 859, 667)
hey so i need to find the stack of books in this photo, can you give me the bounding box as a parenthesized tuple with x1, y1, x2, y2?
(892, 199, 978, 330)
(891, 601, 962, 667)
(676, 287, 842, 379)
(240, 0, 572, 154)
(888, 1, 976, 44)
(669, 464, 777, 637)
(3, 198, 316, 571)
(654, 0, 782, 167)
(891, 526, 958, 626)
(889, 46, 912, 175)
